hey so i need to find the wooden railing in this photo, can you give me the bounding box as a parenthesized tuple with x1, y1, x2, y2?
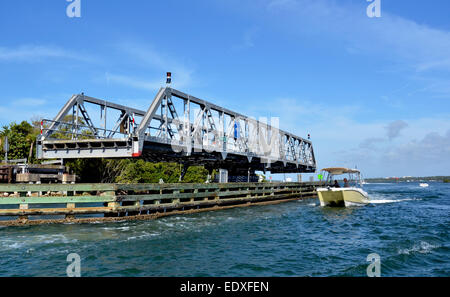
(0, 182, 322, 226)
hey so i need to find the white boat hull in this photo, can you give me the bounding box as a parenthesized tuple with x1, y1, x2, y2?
(317, 187, 370, 207)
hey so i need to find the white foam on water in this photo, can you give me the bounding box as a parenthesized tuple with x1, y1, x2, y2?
(126, 231, 160, 241)
(1, 241, 25, 250)
(41, 234, 76, 244)
(0, 234, 77, 251)
(158, 221, 175, 227)
(369, 192, 421, 204)
(102, 226, 131, 231)
(398, 241, 440, 255)
(370, 198, 418, 204)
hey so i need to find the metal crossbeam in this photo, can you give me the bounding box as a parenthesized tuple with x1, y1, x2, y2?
(37, 88, 316, 174)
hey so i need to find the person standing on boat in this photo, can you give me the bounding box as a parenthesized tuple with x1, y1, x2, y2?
(333, 180, 340, 188)
(343, 178, 349, 188)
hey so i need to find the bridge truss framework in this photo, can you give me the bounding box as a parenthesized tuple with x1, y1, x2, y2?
(37, 87, 316, 175)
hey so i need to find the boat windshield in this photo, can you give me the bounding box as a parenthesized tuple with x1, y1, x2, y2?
(320, 168, 362, 188)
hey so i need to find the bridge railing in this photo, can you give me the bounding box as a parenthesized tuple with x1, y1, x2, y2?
(41, 119, 130, 140)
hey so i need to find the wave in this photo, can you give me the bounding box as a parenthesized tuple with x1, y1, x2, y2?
(398, 241, 440, 255)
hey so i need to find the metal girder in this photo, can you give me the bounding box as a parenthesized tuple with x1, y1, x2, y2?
(37, 87, 316, 173)
(137, 88, 166, 138)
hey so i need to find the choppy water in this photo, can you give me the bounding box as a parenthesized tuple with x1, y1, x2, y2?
(0, 182, 448, 277)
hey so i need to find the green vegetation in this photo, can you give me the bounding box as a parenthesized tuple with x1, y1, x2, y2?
(114, 160, 209, 184)
(50, 115, 93, 140)
(1, 120, 40, 163)
(1, 119, 212, 184)
(65, 159, 211, 184)
(257, 174, 267, 182)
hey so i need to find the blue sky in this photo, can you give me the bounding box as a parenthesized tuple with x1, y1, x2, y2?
(0, 0, 449, 178)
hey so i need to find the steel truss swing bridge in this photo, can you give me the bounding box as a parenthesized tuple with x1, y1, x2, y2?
(37, 87, 316, 175)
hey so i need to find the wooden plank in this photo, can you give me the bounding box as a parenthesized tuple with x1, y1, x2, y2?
(0, 183, 116, 193)
(0, 206, 114, 216)
(114, 182, 314, 192)
(0, 195, 317, 227)
(0, 195, 115, 205)
(116, 192, 312, 213)
(0, 191, 317, 217)
(0, 181, 320, 222)
(115, 187, 305, 202)
(0, 182, 319, 194)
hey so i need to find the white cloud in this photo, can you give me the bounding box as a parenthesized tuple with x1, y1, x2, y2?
(105, 73, 162, 91)
(0, 45, 92, 63)
(386, 120, 408, 140)
(336, 120, 450, 177)
(11, 98, 47, 107)
(359, 137, 385, 150)
(267, 0, 297, 10)
(112, 42, 194, 90)
(416, 59, 450, 73)
(387, 130, 450, 162)
(232, 27, 259, 50)
(262, 0, 450, 97)
(0, 96, 57, 126)
(242, 96, 450, 177)
(267, 0, 450, 68)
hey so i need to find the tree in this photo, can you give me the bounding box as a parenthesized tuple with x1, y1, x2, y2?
(183, 166, 210, 183)
(49, 115, 92, 140)
(114, 161, 210, 184)
(0, 121, 39, 162)
(257, 174, 267, 182)
(116, 161, 181, 184)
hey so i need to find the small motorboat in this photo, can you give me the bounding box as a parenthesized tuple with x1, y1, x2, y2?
(317, 167, 370, 207)
(419, 183, 429, 188)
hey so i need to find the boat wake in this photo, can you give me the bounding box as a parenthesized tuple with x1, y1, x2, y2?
(370, 198, 419, 204)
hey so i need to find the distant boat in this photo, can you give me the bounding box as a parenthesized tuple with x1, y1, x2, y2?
(419, 183, 429, 188)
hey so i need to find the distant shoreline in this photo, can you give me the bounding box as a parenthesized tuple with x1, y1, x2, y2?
(365, 176, 450, 183)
